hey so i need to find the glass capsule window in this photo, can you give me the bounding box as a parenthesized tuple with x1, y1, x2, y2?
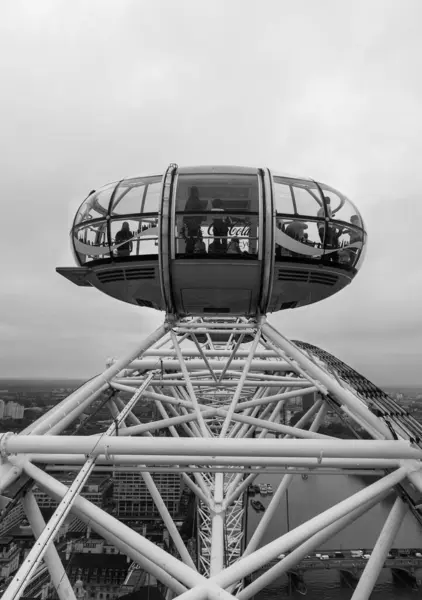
(274, 217, 365, 269)
(110, 176, 162, 215)
(275, 218, 323, 263)
(72, 176, 162, 264)
(73, 220, 110, 264)
(319, 183, 364, 228)
(174, 174, 259, 257)
(74, 184, 116, 225)
(274, 178, 325, 218)
(273, 178, 295, 214)
(109, 217, 159, 258)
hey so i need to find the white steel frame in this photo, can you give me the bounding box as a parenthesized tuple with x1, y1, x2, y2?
(0, 315, 422, 600)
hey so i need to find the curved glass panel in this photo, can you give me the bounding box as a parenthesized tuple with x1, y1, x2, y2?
(274, 217, 365, 270)
(110, 176, 162, 215)
(275, 217, 324, 262)
(273, 178, 294, 214)
(174, 174, 259, 257)
(323, 224, 365, 268)
(319, 183, 363, 227)
(110, 217, 159, 258)
(75, 184, 116, 225)
(274, 178, 324, 218)
(73, 220, 110, 264)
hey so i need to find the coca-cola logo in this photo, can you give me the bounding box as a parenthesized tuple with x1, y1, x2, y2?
(205, 225, 251, 237)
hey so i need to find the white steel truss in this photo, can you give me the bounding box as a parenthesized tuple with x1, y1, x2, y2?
(0, 316, 422, 600)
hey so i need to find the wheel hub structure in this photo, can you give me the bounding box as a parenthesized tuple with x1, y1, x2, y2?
(1, 165, 421, 600)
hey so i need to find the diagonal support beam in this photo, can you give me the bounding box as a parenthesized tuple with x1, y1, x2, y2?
(22, 491, 76, 600)
(170, 330, 210, 437)
(261, 323, 393, 440)
(220, 327, 263, 438)
(238, 489, 391, 600)
(351, 496, 408, 600)
(210, 466, 413, 589)
(2, 374, 155, 600)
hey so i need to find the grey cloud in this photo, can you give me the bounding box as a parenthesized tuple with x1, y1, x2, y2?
(1, 0, 422, 384)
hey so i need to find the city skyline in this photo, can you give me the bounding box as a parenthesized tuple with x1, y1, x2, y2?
(1, 1, 422, 386)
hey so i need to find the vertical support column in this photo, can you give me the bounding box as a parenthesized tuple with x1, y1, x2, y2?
(170, 331, 210, 438)
(220, 327, 262, 438)
(210, 473, 225, 576)
(22, 492, 77, 600)
(351, 497, 408, 600)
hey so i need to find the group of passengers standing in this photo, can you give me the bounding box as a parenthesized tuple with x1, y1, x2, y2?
(183, 186, 242, 255)
(112, 189, 362, 260)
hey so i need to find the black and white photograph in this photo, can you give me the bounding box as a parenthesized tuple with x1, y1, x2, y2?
(1, 2, 422, 599)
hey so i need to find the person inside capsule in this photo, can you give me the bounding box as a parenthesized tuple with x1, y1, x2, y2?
(115, 221, 133, 257)
(183, 186, 204, 254)
(211, 198, 232, 253)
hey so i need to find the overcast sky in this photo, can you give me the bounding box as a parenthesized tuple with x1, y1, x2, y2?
(1, 0, 421, 386)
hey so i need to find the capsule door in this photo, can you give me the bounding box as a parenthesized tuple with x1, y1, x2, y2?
(167, 168, 265, 316)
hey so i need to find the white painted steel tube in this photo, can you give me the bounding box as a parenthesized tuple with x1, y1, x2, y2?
(170, 331, 210, 437)
(210, 466, 411, 588)
(18, 460, 205, 589)
(45, 386, 109, 436)
(11, 437, 422, 459)
(30, 453, 403, 469)
(84, 515, 187, 594)
(406, 462, 422, 495)
(115, 378, 310, 388)
(31, 454, 402, 471)
(262, 323, 393, 439)
(210, 473, 225, 576)
(114, 396, 143, 427)
(227, 412, 333, 440)
(220, 329, 262, 438)
(238, 399, 328, 579)
(176, 322, 255, 329)
(309, 401, 328, 432)
(26, 323, 169, 436)
(118, 410, 217, 437)
(125, 359, 290, 371)
(245, 473, 294, 558)
(351, 497, 408, 600)
(143, 349, 278, 357)
(238, 490, 390, 600)
(236, 386, 316, 410)
(289, 399, 323, 431)
(140, 471, 196, 569)
(22, 492, 77, 600)
(0, 462, 22, 494)
(28, 384, 108, 436)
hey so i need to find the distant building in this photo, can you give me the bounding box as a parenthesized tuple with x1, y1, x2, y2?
(114, 472, 181, 518)
(0, 399, 4, 419)
(4, 401, 24, 419)
(302, 391, 317, 413)
(0, 537, 20, 579)
(60, 552, 129, 600)
(0, 503, 25, 537)
(34, 474, 113, 510)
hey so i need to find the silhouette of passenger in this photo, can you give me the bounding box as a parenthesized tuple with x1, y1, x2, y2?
(341, 214, 363, 266)
(211, 198, 231, 253)
(349, 215, 362, 243)
(115, 222, 133, 257)
(285, 221, 308, 241)
(227, 236, 241, 254)
(184, 186, 204, 254)
(318, 196, 333, 245)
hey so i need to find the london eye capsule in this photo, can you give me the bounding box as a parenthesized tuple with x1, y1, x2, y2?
(57, 164, 367, 316)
